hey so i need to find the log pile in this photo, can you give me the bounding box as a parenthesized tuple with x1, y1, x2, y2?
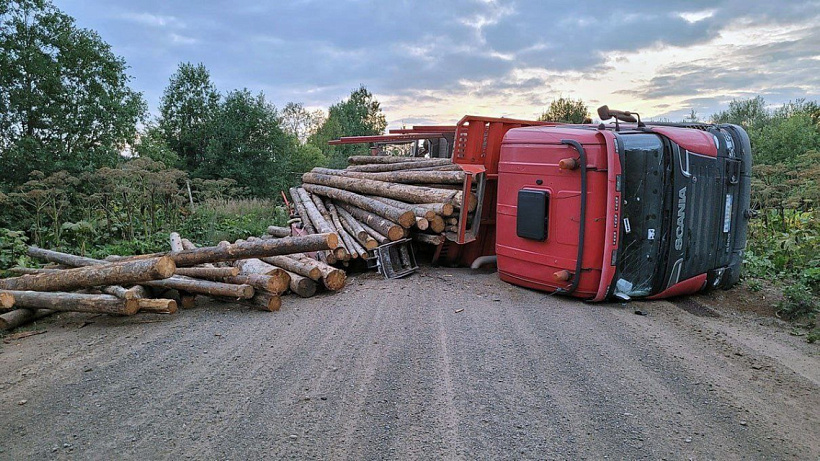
(1, 155, 469, 332)
(1, 233, 338, 330)
(294, 155, 470, 253)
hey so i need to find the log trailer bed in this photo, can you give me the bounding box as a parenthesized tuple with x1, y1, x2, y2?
(334, 108, 752, 302)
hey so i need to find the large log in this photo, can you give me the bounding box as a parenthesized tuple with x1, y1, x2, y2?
(291, 254, 346, 291)
(0, 309, 53, 331)
(138, 299, 178, 314)
(234, 258, 281, 276)
(429, 215, 446, 233)
(27, 247, 103, 267)
(4, 291, 140, 315)
(296, 188, 335, 235)
(261, 255, 321, 281)
(266, 226, 291, 238)
(170, 234, 337, 267)
(251, 292, 282, 312)
(0, 257, 175, 292)
(368, 196, 437, 220)
(285, 270, 317, 298)
(313, 167, 465, 185)
(144, 276, 253, 299)
(346, 158, 453, 171)
(358, 219, 389, 244)
(175, 267, 240, 278)
(302, 182, 415, 229)
(337, 203, 404, 241)
(223, 273, 290, 295)
(335, 204, 378, 250)
(348, 156, 453, 165)
(302, 172, 465, 209)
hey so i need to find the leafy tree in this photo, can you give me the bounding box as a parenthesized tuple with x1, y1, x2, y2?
(281, 102, 326, 144)
(710, 96, 769, 130)
(133, 125, 179, 168)
(753, 113, 820, 165)
(159, 62, 220, 171)
(0, 0, 146, 189)
(538, 97, 589, 123)
(198, 89, 290, 197)
(309, 86, 387, 168)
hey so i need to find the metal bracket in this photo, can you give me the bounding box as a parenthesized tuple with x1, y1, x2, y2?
(372, 239, 418, 279)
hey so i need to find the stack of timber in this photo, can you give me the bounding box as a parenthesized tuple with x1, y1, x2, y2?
(293, 155, 470, 253)
(1, 233, 338, 331)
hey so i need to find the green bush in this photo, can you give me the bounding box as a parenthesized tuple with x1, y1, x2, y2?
(778, 283, 818, 320)
(0, 228, 31, 273)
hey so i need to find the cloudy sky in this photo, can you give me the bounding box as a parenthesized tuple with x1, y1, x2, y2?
(56, 0, 820, 127)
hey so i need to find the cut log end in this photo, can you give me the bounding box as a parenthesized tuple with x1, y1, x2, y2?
(180, 295, 197, 309)
(155, 256, 177, 278)
(387, 226, 405, 242)
(138, 299, 178, 314)
(0, 291, 15, 309)
(398, 210, 416, 229)
(325, 233, 339, 249)
(323, 270, 347, 291)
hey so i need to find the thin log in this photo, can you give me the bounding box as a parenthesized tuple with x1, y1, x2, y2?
(335, 204, 378, 250)
(302, 172, 464, 209)
(346, 158, 453, 171)
(175, 267, 240, 278)
(337, 203, 404, 241)
(4, 291, 140, 315)
(170, 234, 337, 267)
(101, 285, 144, 300)
(144, 277, 254, 299)
(266, 226, 291, 238)
(296, 188, 335, 234)
(291, 187, 336, 264)
(27, 247, 101, 267)
(302, 182, 415, 229)
(408, 202, 454, 217)
(313, 167, 464, 185)
(169, 232, 184, 252)
(223, 273, 289, 295)
(286, 270, 317, 298)
(325, 201, 360, 259)
(359, 220, 389, 244)
(261, 256, 321, 281)
(368, 196, 439, 220)
(0, 257, 175, 292)
(308, 193, 348, 260)
(416, 217, 429, 231)
(414, 233, 444, 246)
(0, 309, 53, 331)
(348, 156, 453, 165)
(138, 299, 178, 314)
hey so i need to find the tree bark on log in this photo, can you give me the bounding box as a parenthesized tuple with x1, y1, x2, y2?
(367, 196, 437, 220)
(138, 299, 178, 314)
(302, 182, 415, 229)
(290, 254, 346, 291)
(291, 187, 337, 264)
(175, 267, 240, 278)
(325, 201, 361, 259)
(144, 277, 254, 299)
(296, 188, 336, 235)
(285, 270, 317, 298)
(358, 219, 389, 244)
(261, 255, 321, 281)
(302, 172, 465, 209)
(101, 285, 144, 300)
(0, 257, 175, 292)
(0, 309, 53, 331)
(234, 258, 281, 276)
(223, 273, 289, 295)
(413, 233, 444, 246)
(308, 193, 348, 260)
(266, 226, 291, 238)
(335, 204, 378, 250)
(4, 291, 140, 315)
(336, 203, 404, 241)
(251, 292, 282, 312)
(313, 167, 465, 185)
(348, 156, 453, 165)
(170, 234, 337, 267)
(346, 158, 453, 171)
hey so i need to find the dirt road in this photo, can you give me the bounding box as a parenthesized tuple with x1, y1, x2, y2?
(1, 267, 817, 459)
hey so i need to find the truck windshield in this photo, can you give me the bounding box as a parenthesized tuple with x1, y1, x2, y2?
(613, 134, 668, 298)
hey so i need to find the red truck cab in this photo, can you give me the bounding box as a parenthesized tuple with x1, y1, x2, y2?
(495, 121, 752, 301)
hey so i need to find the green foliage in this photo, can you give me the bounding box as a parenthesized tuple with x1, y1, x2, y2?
(281, 102, 326, 144)
(538, 97, 589, 124)
(0, 228, 31, 273)
(0, 0, 146, 189)
(134, 125, 180, 167)
(778, 282, 818, 320)
(177, 198, 287, 246)
(309, 85, 388, 168)
(159, 62, 220, 172)
(711, 96, 769, 130)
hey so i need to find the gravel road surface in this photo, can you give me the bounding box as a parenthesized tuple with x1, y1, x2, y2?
(1, 267, 817, 460)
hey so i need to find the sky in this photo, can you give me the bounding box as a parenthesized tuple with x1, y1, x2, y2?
(56, 0, 820, 128)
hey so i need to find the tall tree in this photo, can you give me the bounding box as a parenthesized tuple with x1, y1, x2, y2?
(198, 89, 290, 196)
(280, 102, 326, 144)
(538, 97, 589, 124)
(309, 86, 387, 168)
(158, 62, 220, 172)
(710, 96, 770, 130)
(0, 0, 146, 189)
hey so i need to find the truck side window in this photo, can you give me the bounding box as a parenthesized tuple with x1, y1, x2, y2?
(517, 189, 549, 241)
